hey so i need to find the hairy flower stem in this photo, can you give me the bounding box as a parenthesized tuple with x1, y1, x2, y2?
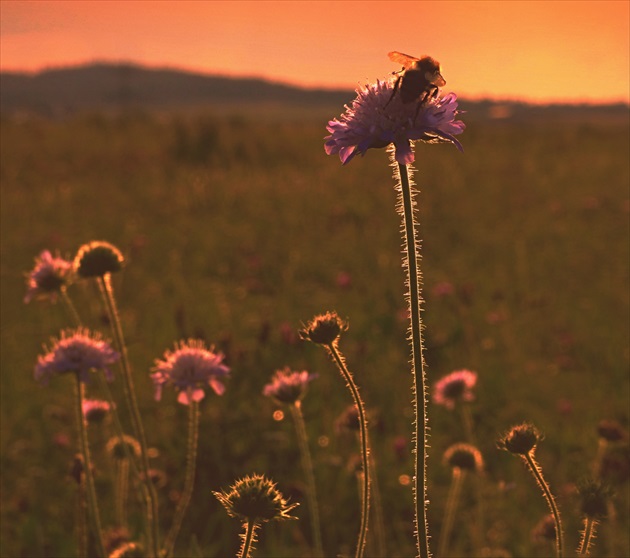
(326, 342, 370, 558)
(239, 520, 260, 558)
(75, 377, 106, 557)
(289, 402, 324, 558)
(98, 274, 160, 557)
(394, 155, 431, 558)
(438, 468, 465, 557)
(162, 401, 200, 557)
(577, 517, 599, 556)
(524, 451, 564, 558)
(115, 458, 130, 527)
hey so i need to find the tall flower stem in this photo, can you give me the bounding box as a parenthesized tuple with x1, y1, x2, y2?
(524, 451, 564, 558)
(239, 520, 259, 558)
(74, 377, 106, 558)
(394, 154, 431, 558)
(577, 517, 599, 556)
(326, 342, 370, 558)
(97, 274, 160, 557)
(162, 401, 200, 557)
(289, 402, 324, 558)
(438, 467, 465, 557)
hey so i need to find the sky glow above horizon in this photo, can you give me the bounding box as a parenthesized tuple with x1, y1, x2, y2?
(1, 0, 629, 104)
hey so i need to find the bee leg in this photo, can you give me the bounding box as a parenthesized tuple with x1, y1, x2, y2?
(384, 75, 402, 108)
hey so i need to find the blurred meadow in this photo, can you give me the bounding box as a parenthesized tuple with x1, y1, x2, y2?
(1, 101, 629, 557)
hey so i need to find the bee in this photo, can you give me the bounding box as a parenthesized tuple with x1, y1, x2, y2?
(386, 51, 446, 108)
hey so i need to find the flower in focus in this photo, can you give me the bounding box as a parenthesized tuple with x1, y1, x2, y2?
(325, 78, 465, 165)
(151, 339, 230, 405)
(213, 473, 298, 523)
(497, 422, 541, 456)
(82, 399, 113, 424)
(432, 369, 478, 410)
(263, 367, 317, 405)
(299, 311, 347, 346)
(24, 250, 73, 303)
(35, 328, 119, 385)
(74, 240, 124, 278)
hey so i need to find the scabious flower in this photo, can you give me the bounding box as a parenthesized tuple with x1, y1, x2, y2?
(213, 474, 298, 523)
(74, 240, 124, 278)
(82, 399, 113, 424)
(299, 311, 347, 345)
(24, 250, 73, 303)
(325, 78, 465, 166)
(443, 443, 484, 473)
(35, 328, 119, 385)
(497, 422, 541, 455)
(151, 339, 230, 405)
(432, 369, 478, 410)
(263, 367, 317, 405)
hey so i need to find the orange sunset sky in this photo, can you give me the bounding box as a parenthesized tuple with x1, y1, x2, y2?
(1, 0, 629, 104)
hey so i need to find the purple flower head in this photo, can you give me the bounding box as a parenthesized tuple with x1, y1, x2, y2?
(35, 328, 119, 385)
(263, 367, 317, 405)
(325, 78, 465, 166)
(24, 250, 73, 303)
(151, 339, 230, 405)
(432, 369, 477, 410)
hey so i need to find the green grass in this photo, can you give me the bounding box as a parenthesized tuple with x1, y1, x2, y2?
(1, 106, 628, 557)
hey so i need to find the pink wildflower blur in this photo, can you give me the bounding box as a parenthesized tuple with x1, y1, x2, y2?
(24, 250, 73, 303)
(82, 399, 113, 423)
(263, 367, 317, 405)
(151, 339, 230, 405)
(432, 369, 478, 410)
(325, 78, 465, 165)
(35, 328, 119, 385)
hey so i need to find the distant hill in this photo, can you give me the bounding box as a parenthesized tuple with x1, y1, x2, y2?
(1, 63, 628, 120)
(0, 63, 354, 115)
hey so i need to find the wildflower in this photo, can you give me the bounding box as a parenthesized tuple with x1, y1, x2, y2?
(443, 443, 484, 473)
(74, 241, 124, 278)
(35, 328, 119, 385)
(151, 339, 230, 405)
(325, 78, 464, 166)
(432, 369, 477, 410)
(299, 311, 347, 345)
(497, 423, 541, 455)
(82, 399, 112, 424)
(577, 479, 611, 519)
(263, 367, 317, 405)
(213, 474, 298, 523)
(24, 250, 73, 303)
(597, 419, 627, 442)
(106, 435, 142, 461)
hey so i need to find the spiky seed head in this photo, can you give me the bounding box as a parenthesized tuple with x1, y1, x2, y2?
(213, 474, 298, 523)
(577, 479, 611, 519)
(299, 311, 347, 345)
(597, 419, 627, 442)
(497, 422, 541, 455)
(74, 241, 124, 278)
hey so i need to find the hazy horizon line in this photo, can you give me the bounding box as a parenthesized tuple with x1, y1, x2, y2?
(3, 58, 629, 108)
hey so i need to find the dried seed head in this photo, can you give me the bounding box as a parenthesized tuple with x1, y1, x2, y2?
(577, 479, 612, 519)
(106, 435, 141, 461)
(299, 311, 347, 345)
(497, 422, 541, 455)
(74, 241, 124, 278)
(213, 473, 298, 523)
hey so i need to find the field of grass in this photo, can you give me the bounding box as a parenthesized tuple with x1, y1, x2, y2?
(1, 103, 628, 558)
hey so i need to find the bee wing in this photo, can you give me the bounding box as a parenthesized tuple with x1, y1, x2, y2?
(388, 51, 420, 69)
